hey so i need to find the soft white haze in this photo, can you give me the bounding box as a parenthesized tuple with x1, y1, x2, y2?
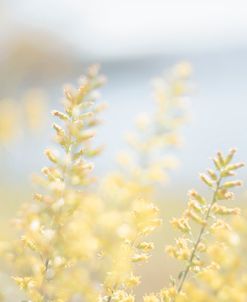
(2, 0, 247, 59)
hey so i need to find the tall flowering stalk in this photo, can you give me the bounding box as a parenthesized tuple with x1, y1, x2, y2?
(98, 63, 192, 301)
(160, 149, 244, 302)
(98, 63, 192, 288)
(12, 65, 106, 302)
(103, 62, 192, 203)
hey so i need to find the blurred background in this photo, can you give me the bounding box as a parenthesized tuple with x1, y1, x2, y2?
(1, 0, 247, 298)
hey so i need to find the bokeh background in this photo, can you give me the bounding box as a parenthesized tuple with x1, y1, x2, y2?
(1, 0, 247, 298)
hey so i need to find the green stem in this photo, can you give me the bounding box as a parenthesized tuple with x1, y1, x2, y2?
(174, 177, 222, 300)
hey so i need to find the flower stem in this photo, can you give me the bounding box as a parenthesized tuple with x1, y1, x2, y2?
(174, 177, 222, 299)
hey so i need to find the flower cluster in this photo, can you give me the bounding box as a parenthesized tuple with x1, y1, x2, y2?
(100, 199, 162, 301)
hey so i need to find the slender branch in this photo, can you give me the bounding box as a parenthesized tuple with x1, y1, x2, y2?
(174, 177, 222, 299)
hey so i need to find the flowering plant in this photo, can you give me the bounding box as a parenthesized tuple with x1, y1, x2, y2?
(0, 63, 245, 302)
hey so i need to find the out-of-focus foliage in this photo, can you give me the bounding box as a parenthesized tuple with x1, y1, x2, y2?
(0, 63, 246, 302)
(102, 62, 191, 204)
(0, 90, 47, 146)
(0, 99, 20, 145)
(0, 31, 81, 96)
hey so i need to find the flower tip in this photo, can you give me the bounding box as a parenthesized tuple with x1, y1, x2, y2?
(229, 147, 237, 154)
